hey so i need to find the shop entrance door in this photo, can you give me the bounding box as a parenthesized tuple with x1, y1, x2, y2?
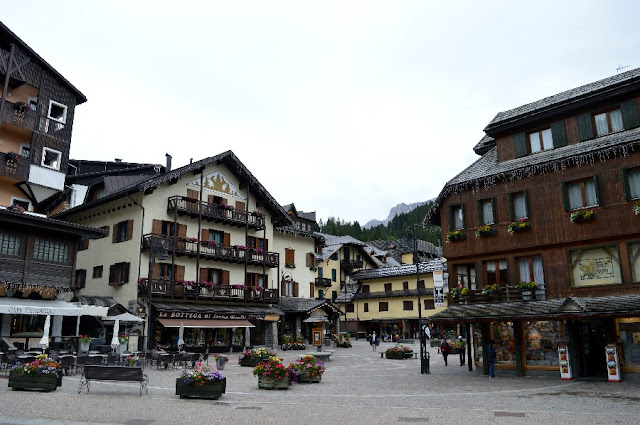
(576, 319, 612, 379)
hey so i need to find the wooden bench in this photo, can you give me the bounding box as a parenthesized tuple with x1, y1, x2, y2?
(78, 365, 148, 397)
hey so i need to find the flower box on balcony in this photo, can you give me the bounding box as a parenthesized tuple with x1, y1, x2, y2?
(507, 218, 530, 235)
(475, 225, 497, 237)
(446, 230, 466, 242)
(570, 209, 595, 223)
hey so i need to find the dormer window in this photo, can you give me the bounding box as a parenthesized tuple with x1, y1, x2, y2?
(593, 108, 623, 136)
(528, 128, 553, 153)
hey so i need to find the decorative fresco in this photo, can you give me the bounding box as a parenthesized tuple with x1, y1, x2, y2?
(570, 246, 621, 287)
(187, 171, 246, 200)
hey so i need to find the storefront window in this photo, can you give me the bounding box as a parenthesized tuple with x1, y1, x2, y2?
(524, 321, 568, 366)
(617, 318, 640, 367)
(490, 321, 516, 365)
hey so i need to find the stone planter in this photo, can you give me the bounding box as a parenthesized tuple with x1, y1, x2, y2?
(175, 377, 226, 399)
(8, 370, 62, 392)
(386, 351, 404, 360)
(297, 371, 321, 383)
(258, 376, 290, 390)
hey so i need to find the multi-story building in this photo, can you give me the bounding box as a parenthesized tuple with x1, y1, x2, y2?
(427, 68, 640, 379)
(55, 151, 312, 351)
(0, 21, 105, 351)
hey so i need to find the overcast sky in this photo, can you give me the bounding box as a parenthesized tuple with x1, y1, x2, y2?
(2, 2, 638, 225)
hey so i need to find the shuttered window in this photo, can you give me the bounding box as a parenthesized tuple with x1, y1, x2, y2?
(621, 168, 640, 200)
(364, 303, 369, 312)
(108, 262, 130, 285)
(113, 220, 133, 243)
(285, 248, 295, 264)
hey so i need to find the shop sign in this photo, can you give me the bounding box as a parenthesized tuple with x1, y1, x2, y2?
(157, 311, 247, 320)
(433, 270, 444, 307)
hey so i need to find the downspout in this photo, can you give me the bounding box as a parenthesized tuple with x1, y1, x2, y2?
(127, 195, 145, 283)
(0, 44, 15, 129)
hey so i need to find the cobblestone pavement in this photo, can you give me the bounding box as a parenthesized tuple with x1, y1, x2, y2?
(1, 340, 639, 425)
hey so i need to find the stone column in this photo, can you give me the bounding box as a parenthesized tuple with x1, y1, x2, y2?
(295, 317, 302, 338)
(245, 327, 251, 349)
(52, 315, 63, 343)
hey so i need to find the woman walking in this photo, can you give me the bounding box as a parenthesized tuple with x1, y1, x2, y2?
(370, 331, 379, 352)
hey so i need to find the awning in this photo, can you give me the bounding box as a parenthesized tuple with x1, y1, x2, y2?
(0, 298, 82, 316)
(102, 312, 144, 323)
(82, 305, 109, 316)
(158, 318, 255, 328)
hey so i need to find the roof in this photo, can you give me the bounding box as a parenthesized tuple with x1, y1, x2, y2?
(351, 260, 444, 281)
(473, 135, 496, 156)
(366, 238, 441, 263)
(54, 151, 293, 227)
(315, 232, 368, 262)
(426, 125, 640, 225)
(0, 208, 106, 239)
(0, 20, 86, 104)
(484, 67, 640, 135)
(427, 294, 640, 323)
(279, 297, 341, 314)
(283, 203, 316, 222)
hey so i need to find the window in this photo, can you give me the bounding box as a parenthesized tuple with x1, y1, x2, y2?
(417, 280, 425, 289)
(74, 269, 86, 289)
(509, 191, 529, 220)
(0, 232, 21, 257)
(331, 269, 337, 282)
(92, 266, 103, 279)
(484, 259, 508, 287)
(47, 100, 67, 124)
(629, 242, 640, 282)
(109, 262, 130, 286)
(361, 284, 370, 293)
(593, 108, 623, 136)
(78, 239, 89, 251)
(449, 204, 465, 230)
(207, 229, 224, 244)
(403, 281, 409, 290)
(10, 197, 30, 212)
(19, 143, 31, 159)
(622, 168, 640, 200)
(41, 147, 61, 170)
(364, 302, 369, 312)
(247, 236, 268, 250)
(346, 303, 354, 313)
(158, 263, 173, 281)
(330, 252, 338, 261)
(384, 283, 392, 292)
(424, 299, 435, 310)
(517, 256, 545, 292)
(569, 245, 621, 287)
(318, 267, 323, 278)
(477, 198, 495, 225)
(113, 220, 133, 243)
(331, 291, 337, 302)
(379, 302, 388, 312)
(33, 238, 69, 263)
(318, 289, 324, 299)
(161, 221, 175, 238)
(285, 248, 295, 265)
(528, 128, 553, 153)
(456, 264, 476, 290)
(563, 177, 599, 211)
(403, 300, 414, 311)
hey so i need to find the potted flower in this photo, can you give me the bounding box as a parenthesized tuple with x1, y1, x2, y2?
(6, 203, 25, 213)
(253, 356, 294, 389)
(6, 152, 21, 163)
(292, 354, 325, 383)
(213, 354, 229, 370)
(481, 284, 501, 296)
(516, 281, 538, 291)
(14, 101, 32, 114)
(285, 262, 296, 268)
(239, 347, 274, 367)
(450, 285, 469, 297)
(118, 333, 129, 351)
(507, 218, 531, 235)
(570, 209, 596, 223)
(124, 355, 140, 367)
(634, 201, 640, 216)
(386, 344, 412, 360)
(446, 230, 466, 242)
(78, 335, 92, 352)
(176, 362, 225, 399)
(475, 224, 497, 237)
(8, 355, 62, 392)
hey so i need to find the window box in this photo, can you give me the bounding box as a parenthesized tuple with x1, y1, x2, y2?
(507, 219, 531, 235)
(634, 201, 640, 216)
(446, 230, 466, 242)
(475, 225, 497, 237)
(570, 209, 596, 223)
(285, 262, 296, 268)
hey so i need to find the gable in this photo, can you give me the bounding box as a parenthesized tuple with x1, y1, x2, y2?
(187, 171, 246, 201)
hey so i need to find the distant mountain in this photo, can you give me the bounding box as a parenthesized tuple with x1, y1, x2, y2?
(363, 201, 429, 229)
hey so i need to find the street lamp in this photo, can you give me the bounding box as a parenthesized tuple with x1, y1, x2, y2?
(407, 225, 428, 374)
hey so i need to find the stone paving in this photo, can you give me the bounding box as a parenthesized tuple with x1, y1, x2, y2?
(1, 340, 639, 424)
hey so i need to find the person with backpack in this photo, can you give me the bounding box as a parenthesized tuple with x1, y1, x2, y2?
(487, 339, 497, 377)
(440, 338, 450, 366)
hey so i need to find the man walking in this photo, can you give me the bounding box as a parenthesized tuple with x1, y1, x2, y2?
(440, 338, 450, 366)
(456, 336, 466, 366)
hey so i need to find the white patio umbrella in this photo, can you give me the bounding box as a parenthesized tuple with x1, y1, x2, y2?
(177, 321, 185, 350)
(39, 315, 51, 350)
(110, 318, 120, 350)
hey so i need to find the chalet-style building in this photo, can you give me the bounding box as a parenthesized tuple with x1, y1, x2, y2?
(426, 68, 640, 380)
(0, 21, 105, 351)
(366, 238, 441, 265)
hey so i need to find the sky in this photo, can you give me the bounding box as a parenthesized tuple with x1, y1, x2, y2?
(2, 1, 638, 225)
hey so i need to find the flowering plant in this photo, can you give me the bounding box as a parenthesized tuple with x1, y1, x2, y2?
(138, 277, 148, 284)
(252, 210, 264, 217)
(200, 280, 216, 288)
(14, 101, 32, 113)
(507, 218, 531, 235)
(254, 248, 265, 254)
(118, 333, 128, 344)
(218, 203, 233, 210)
(446, 230, 466, 242)
(481, 284, 501, 295)
(285, 262, 296, 268)
(239, 347, 274, 362)
(235, 245, 247, 251)
(252, 356, 295, 381)
(109, 281, 123, 287)
(11, 355, 60, 375)
(200, 240, 218, 248)
(570, 209, 596, 223)
(634, 201, 640, 216)
(213, 354, 229, 362)
(177, 280, 196, 290)
(291, 354, 325, 380)
(516, 281, 538, 291)
(475, 224, 496, 237)
(181, 362, 224, 385)
(386, 344, 413, 355)
(450, 285, 469, 297)
(179, 237, 198, 243)
(252, 286, 265, 294)
(7, 203, 25, 213)
(231, 284, 247, 290)
(6, 152, 21, 163)
(124, 355, 139, 366)
(79, 335, 92, 344)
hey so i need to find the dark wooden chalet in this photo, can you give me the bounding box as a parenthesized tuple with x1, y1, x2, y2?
(426, 68, 640, 380)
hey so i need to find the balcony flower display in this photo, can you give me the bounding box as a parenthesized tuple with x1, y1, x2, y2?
(218, 203, 233, 211)
(481, 284, 501, 296)
(634, 201, 640, 216)
(7, 203, 25, 213)
(254, 248, 265, 254)
(178, 237, 198, 243)
(450, 285, 469, 297)
(234, 245, 247, 251)
(570, 209, 596, 223)
(177, 280, 196, 290)
(14, 101, 32, 113)
(285, 262, 296, 268)
(6, 152, 21, 163)
(252, 286, 265, 294)
(475, 224, 497, 237)
(200, 281, 216, 288)
(516, 281, 538, 291)
(252, 210, 264, 217)
(507, 218, 531, 235)
(446, 230, 466, 242)
(231, 284, 247, 290)
(200, 240, 217, 248)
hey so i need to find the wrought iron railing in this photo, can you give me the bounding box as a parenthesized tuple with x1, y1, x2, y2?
(314, 277, 332, 287)
(449, 285, 547, 305)
(138, 279, 278, 303)
(167, 196, 265, 230)
(340, 259, 363, 270)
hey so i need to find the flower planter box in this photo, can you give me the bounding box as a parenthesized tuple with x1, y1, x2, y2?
(175, 377, 226, 399)
(385, 352, 404, 360)
(8, 370, 62, 392)
(257, 376, 290, 390)
(297, 371, 321, 383)
(240, 356, 259, 367)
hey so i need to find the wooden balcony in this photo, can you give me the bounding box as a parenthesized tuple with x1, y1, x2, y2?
(340, 259, 363, 271)
(1, 101, 37, 134)
(138, 279, 278, 303)
(143, 234, 279, 268)
(0, 152, 29, 181)
(449, 285, 547, 305)
(315, 277, 332, 287)
(167, 196, 265, 230)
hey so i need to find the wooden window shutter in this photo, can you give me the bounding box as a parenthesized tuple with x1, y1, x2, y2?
(476, 200, 483, 226)
(281, 283, 286, 296)
(593, 175, 601, 205)
(306, 253, 312, 267)
(79, 269, 86, 288)
(126, 220, 134, 241)
(621, 168, 631, 200)
(551, 120, 567, 148)
(175, 265, 185, 281)
(123, 263, 130, 283)
(222, 270, 230, 285)
(187, 189, 199, 200)
(309, 282, 314, 296)
(208, 195, 214, 204)
(620, 100, 640, 129)
(223, 233, 231, 245)
(112, 224, 118, 243)
(199, 268, 208, 283)
(561, 182, 570, 211)
(514, 132, 528, 158)
(491, 197, 497, 223)
(236, 201, 246, 211)
(152, 219, 162, 235)
(152, 263, 160, 280)
(82, 239, 89, 250)
(507, 193, 514, 221)
(109, 265, 115, 283)
(177, 224, 187, 239)
(293, 282, 299, 297)
(201, 229, 209, 240)
(577, 113, 594, 141)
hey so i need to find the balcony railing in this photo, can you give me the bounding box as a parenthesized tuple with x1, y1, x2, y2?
(340, 259, 363, 271)
(143, 234, 279, 268)
(1, 100, 37, 133)
(315, 277, 332, 287)
(168, 196, 266, 230)
(449, 285, 547, 305)
(138, 279, 278, 303)
(0, 151, 29, 181)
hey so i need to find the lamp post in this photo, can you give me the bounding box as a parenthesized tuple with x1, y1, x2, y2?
(407, 225, 427, 374)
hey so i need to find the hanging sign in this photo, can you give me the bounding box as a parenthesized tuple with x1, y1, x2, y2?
(433, 270, 444, 307)
(605, 344, 621, 382)
(558, 345, 573, 380)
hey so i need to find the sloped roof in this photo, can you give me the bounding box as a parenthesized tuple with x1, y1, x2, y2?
(473, 134, 496, 155)
(367, 238, 441, 264)
(279, 297, 341, 314)
(351, 260, 444, 281)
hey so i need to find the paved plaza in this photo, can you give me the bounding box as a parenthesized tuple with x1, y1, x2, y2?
(1, 340, 639, 425)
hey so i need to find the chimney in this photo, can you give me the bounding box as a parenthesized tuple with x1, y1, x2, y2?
(165, 153, 172, 172)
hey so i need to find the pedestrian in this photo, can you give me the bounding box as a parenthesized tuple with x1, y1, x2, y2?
(440, 338, 450, 366)
(456, 336, 466, 366)
(487, 339, 496, 378)
(424, 326, 431, 340)
(370, 331, 378, 352)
